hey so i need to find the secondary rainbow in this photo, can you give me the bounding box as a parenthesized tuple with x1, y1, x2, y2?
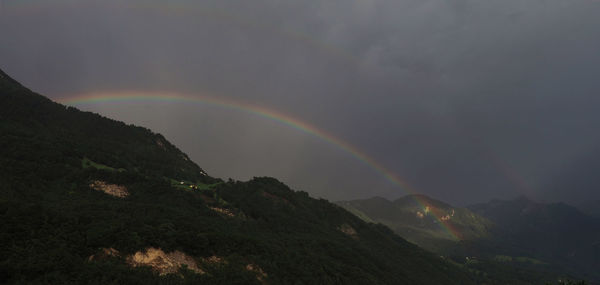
(58, 91, 461, 240)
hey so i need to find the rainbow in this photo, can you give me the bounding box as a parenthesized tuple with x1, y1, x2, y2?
(4, 0, 459, 239)
(57, 91, 461, 240)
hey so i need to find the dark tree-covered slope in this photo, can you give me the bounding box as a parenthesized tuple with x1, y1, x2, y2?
(0, 69, 210, 184)
(0, 69, 476, 284)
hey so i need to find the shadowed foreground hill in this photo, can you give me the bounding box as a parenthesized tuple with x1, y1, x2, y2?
(0, 69, 476, 284)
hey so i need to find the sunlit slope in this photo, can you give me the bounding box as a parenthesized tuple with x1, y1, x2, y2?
(0, 69, 476, 284)
(336, 195, 594, 283)
(337, 195, 492, 251)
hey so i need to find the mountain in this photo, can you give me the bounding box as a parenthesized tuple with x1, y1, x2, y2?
(0, 69, 479, 284)
(336, 194, 492, 252)
(337, 195, 596, 284)
(468, 196, 600, 282)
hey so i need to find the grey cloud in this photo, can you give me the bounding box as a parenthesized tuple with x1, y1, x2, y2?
(2, 0, 600, 204)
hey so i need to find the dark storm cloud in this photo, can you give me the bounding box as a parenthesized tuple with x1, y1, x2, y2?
(2, 0, 600, 204)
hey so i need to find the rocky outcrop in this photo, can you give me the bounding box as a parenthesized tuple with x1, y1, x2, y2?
(127, 247, 203, 275)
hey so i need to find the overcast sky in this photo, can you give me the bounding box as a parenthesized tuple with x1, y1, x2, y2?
(2, 0, 600, 205)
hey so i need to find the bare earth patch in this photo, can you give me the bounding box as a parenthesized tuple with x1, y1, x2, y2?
(203, 255, 225, 264)
(338, 224, 358, 239)
(89, 180, 129, 198)
(246, 263, 268, 284)
(440, 209, 456, 221)
(88, 247, 206, 276)
(88, 247, 120, 261)
(209, 206, 235, 217)
(261, 191, 293, 207)
(156, 138, 166, 150)
(127, 247, 203, 275)
(88, 248, 264, 280)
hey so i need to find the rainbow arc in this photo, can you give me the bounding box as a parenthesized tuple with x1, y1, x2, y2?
(59, 91, 462, 240)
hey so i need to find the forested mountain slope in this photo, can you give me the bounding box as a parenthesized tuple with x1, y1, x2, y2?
(0, 69, 476, 284)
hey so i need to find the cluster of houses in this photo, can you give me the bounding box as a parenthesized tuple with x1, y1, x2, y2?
(179, 181, 199, 190)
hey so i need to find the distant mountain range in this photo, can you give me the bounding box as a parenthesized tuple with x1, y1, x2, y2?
(468, 196, 600, 282)
(338, 195, 600, 283)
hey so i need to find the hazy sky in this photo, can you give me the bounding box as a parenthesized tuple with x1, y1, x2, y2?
(2, 0, 600, 205)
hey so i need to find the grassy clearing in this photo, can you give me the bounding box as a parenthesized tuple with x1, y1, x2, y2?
(168, 178, 222, 191)
(168, 179, 228, 206)
(82, 157, 125, 172)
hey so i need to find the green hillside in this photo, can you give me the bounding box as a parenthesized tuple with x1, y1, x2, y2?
(336, 195, 492, 252)
(336, 195, 588, 284)
(0, 69, 478, 284)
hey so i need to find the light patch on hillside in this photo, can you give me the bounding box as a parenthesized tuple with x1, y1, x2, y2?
(88, 247, 119, 261)
(203, 255, 226, 264)
(156, 138, 166, 150)
(88, 248, 228, 275)
(424, 206, 430, 214)
(209, 206, 235, 217)
(246, 263, 268, 284)
(338, 223, 358, 239)
(440, 209, 455, 221)
(127, 247, 203, 275)
(262, 191, 293, 207)
(89, 180, 128, 198)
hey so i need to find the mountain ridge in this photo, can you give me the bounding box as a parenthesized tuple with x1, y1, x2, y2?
(0, 68, 477, 284)
(466, 196, 600, 282)
(338, 193, 600, 284)
(336, 194, 493, 248)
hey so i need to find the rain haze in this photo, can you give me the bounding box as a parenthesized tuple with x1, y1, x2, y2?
(2, 0, 600, 205)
